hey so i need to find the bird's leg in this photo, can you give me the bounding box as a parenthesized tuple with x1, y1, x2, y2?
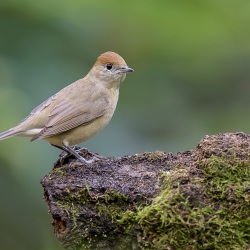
(51, 144, 96, 164)
(63, 145, 96, 164)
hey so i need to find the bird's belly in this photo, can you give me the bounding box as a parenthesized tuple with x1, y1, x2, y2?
(45, 114, 112, 147)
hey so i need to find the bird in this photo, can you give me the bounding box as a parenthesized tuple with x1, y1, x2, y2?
(0, 51, 133, 164)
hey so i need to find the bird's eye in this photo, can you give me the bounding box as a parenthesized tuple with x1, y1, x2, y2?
(106, 63, 113, 70)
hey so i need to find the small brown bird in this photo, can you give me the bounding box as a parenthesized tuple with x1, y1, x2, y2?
(0, 51, 133, 163)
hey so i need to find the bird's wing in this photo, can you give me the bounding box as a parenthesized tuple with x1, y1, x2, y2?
(31, 93, 109, 141)
(18, 94, 58, 125)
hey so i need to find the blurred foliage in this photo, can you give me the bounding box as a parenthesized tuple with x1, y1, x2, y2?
(0, 1, 250, 249)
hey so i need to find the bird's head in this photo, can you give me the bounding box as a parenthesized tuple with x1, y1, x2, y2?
(90, 51, 134, 88)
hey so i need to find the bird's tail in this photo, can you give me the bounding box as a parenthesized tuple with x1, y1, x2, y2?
(0, 128, 21, 140)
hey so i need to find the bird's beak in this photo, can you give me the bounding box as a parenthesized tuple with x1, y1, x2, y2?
(117, 66, 134, 73)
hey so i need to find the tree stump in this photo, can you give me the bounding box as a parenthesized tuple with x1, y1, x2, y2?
(41, 132, 250, 249)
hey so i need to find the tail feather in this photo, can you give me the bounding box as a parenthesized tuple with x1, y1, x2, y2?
(0, 128, 21, 140)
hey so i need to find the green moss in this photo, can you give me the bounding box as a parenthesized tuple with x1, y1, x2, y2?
(201, 156, 250, 203)
(53, 187, 135, 249)
(47, 167, 65, 179)
(101, 190, 129, 203)
(119, 155, 250, 249)
(51, 153, 250, 249)
(54, 187, 132, 230)
(96, 190, 131, 223)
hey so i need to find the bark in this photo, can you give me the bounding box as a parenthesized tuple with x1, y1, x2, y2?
(41, 132, 250, 250)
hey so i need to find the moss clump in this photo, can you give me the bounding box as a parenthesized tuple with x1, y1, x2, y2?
(119, 155, 250, 249)
(51, 186, 136, 249)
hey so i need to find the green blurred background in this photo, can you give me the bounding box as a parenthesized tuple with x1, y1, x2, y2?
(1, 1, 250, 249)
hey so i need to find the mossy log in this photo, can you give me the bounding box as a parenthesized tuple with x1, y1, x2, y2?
(41, 132, 250, 250)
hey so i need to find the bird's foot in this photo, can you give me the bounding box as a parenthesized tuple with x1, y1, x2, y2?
(77, 155, 98, 164)
(63, 145, 100, 164)
(52, 144, 100, 165)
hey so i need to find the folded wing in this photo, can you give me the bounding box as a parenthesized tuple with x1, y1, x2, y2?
(31, 93, 109, 141)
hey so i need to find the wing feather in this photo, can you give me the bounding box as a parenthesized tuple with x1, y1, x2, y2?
(18, 94, 57, 125)
(31, 93, 109, 141)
